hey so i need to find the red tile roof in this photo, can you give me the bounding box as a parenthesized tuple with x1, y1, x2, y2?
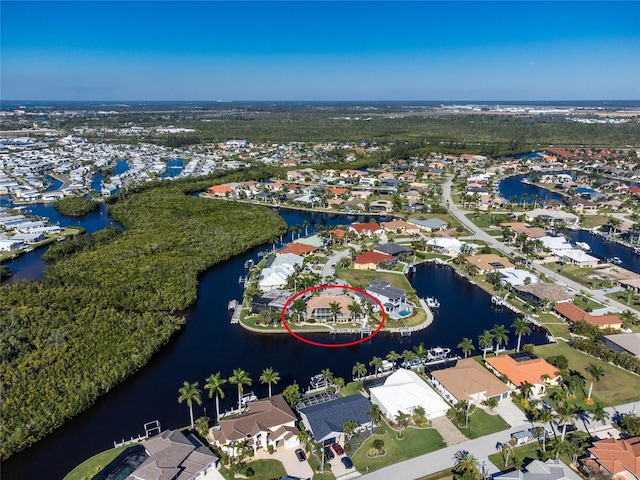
(553, 303, 622, 327)
(280, 243, 318, 256)
(349, 222, 383, 235)
(354, 251, 395, 266)
(587, 436, 640, 477)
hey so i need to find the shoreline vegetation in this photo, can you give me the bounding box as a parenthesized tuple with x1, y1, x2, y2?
(53, 196, 99, 217)
(0, 173, 288, 460)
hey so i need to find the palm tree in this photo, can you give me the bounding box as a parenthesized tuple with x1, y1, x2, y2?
(512, 318, 531, 353)
(402, 349, 415, 367)
(457, 338, 475, 358)
(348, 300, 363, 324)
(229, 368, 252, 410)
(591, 402, 610, 430)
(204, 372, 226, 423)
(259, 367, 280, 397)
(585, 363, 605, 403)
(478, 330, 494, 359)
(453, 450, 480, 476)
(386, 350, 401, 370)
(370, 356, 383, 377)
(367, 403, 382, 433)
(519, 381, 535, 399)
(555, 403, 577, 441)
(328, 301, 342, 324)
(491, 324, 510, 354)
(352, 362, 367, 380)
(321, 368, 334, 387)
(291, 298, 307, 323)
(178, 381, 202, 429)
(535, 408, 554, 451)
(396, 411, 410, 438)
(413, 342, 428, 362)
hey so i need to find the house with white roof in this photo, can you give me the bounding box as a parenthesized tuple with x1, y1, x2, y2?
(369, 369, 449, 422)
(258, 253, 304, 291)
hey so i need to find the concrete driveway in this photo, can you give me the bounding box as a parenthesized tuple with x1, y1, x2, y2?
(252, 447, 314, 479)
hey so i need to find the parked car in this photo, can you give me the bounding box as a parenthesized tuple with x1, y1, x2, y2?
(295, 448, 306, 462)
(540, 399, 553, 410)
(331, 443, 344, 455)
(324, 446, 335, 460)
(341, 456, 354, 469)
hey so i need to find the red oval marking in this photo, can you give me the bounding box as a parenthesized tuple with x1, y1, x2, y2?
(281, 284, 386, 348)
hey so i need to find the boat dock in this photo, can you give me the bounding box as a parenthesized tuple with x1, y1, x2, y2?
(230, 302, 242, 324)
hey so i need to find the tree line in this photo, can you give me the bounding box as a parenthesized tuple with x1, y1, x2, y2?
(0, 179, 287, 460)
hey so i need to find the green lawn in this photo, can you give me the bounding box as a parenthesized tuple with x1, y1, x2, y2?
(417, 470, 454, 480)
(606, 291, 640, 313)
(64, 446, 128, 480)
(341, 381, 363, 397)
(219, 459, 287, 480)
(534, 341, 640, 406)
(488, 442, 542, 470)
(580, 215, 611, 229)
(338, 268, 415, 292)
(456, 408, 511, 439)
(465, 213, 513, 229)
(351, 422, 445, 473)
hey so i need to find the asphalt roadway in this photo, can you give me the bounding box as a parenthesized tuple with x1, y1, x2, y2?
(440, 178, 631, 313)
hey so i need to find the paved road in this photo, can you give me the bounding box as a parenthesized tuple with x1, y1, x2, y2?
(322, 248, 356, 279)
(441, 178, 631, 313)
(358, 401, 639, 480)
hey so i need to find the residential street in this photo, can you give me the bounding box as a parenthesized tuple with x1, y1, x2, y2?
(440, 178, 631, 313)
(358, 401, 639, 480)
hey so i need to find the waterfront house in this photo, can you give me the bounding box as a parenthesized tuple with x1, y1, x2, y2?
(348, 222, 384, 237)
(0, 238, 24, 251)
(583, 436, 640, 480)
(364, 280, 410, 318)
(210, 395, 299, 454)
(485, 353, 561, 396)
(370, 368, 449, 422)
(299, 395, 372, 445)
(430, 358, 512, 405)
(524, 209, 579, 225)
(127, 429, 219, 480)
(207, 184, 235, 197)
(553, 303, 622, 330)
(353, 251, 396, 270)
(499, 269, 539, 287)
(369, 199, 394, 213)
(251, 289, 292, 314)
(373, 242, 412, 258)
(381, 219, 421, 235)
(495, 459, 582, 480)
(279, 242, 318, 256)
(11, 232, 45, 244)
(258, 253, 304, 291)
(305, 293, 353, 322)
(514, 283, 573, 306)
(465, 254, 515, 275)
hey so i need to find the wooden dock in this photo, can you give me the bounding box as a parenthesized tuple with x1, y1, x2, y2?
(230, 305, 241, 324)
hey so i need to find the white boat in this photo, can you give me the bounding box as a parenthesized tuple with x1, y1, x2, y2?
(575, 242, 591, 251)
(491, 295, 505, 306)
(425, 297, 440, 308)
(378, 360, 395, 372)
(634, 247, 640, 255)
(240, 391, 257, 406)
(427, 347, 451, 361)
(606, 257, 623, 265)
(309, 374, 328, 389)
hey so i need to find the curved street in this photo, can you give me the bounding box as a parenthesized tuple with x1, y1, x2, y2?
(441, 178, 631, 313)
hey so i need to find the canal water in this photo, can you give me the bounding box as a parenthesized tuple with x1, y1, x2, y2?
(498, 174, 565, 204)
(3, 207, 548, 480)
(567, 229, 640, 276)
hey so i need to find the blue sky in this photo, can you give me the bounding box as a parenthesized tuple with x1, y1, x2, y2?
(2, 1, 639, 101)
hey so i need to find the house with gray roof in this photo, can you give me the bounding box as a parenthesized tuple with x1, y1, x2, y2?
(493, 459, 582, 480)
(408, 218, 449, 232)
(365, 280, 411, 318)
(126, 429, 219, 480)
(374, 242, 412, 257)
(298, 395, 372, 445)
